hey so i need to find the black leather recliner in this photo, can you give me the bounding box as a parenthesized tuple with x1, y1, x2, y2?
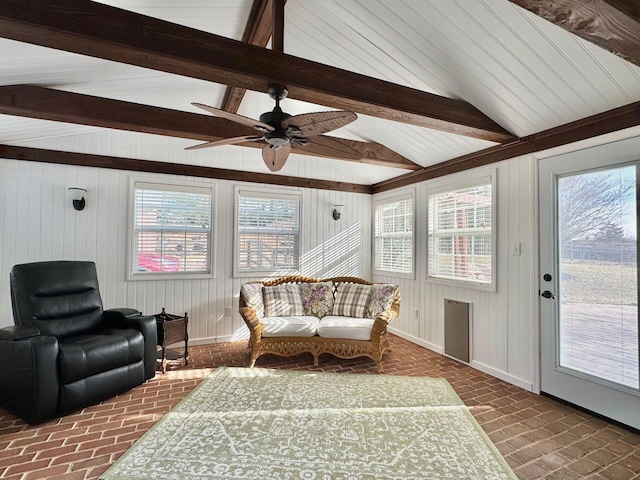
(0, 261, 157, 424)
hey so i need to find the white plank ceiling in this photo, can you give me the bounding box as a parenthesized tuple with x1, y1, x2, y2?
(1, 0, 639, 185)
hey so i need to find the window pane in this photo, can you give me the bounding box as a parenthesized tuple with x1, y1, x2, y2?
(558, 166, 638, 388)
(374, 196, 413, 274)
(428, 181, 493, 285)
(132, 184, 212, 275)
(236, 192, 300, 273)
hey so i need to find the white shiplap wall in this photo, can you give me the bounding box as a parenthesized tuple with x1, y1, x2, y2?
(0, 158, 372, 344)
(374, 155, 538, 391)
(0, 143, 540, 392)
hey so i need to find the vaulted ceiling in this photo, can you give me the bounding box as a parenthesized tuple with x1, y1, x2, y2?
(1, 0, 639, 193)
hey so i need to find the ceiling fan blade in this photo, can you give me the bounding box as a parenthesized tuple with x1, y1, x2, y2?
(294, 135, 361, 160)
(185, 135, 263, 151)
(191, 102, 274, 132)
(282, 111, 357, 137)
(262, 143, 291, 172)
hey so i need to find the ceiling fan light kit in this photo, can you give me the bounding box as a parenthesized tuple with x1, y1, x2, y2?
(188, 84, 358, 172)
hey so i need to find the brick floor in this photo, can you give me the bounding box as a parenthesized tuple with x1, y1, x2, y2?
(0, 335, 639, 479)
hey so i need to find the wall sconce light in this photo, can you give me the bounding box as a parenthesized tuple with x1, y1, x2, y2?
(68, 187, 87, 211)
(332, 204, 345, 221)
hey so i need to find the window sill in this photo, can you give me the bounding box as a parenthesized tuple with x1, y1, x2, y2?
(427, 276, 496, 293)
(373, 269, 415, 280)
(127, 272, 214, 281)
(233, 269, 301, 279)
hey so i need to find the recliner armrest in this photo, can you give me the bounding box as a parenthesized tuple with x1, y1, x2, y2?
(0, 325, 40, 341)
(104, 307, 142, 319)
(0, 334, 59, 424)
(103, 309, 157, 381)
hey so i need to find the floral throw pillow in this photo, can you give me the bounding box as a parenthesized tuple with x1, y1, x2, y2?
(366, 284, 398, 318)
(300, 281, 334, 318)
(331, 283, 371, 318)
(263, 284, 305, 317)
(240, 282, 264, 318)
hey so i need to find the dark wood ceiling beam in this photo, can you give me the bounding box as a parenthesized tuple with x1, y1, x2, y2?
(0, 85, 420, 170)
(509, 0, 640, 67)
(373, 101, 640, 193)
(271, 0, 285, 54)
(0, 0, 515, 143)
(220, 0, 273, 113)
(243, 0, 276, 45)
(0, 144, 373, 194)
(0, 85, 256, 141)
(237, 136, 420, 170)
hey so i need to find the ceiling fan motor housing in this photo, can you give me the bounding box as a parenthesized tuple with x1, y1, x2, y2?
(261, 107, 293, 147)
(259, 107, 290, 128)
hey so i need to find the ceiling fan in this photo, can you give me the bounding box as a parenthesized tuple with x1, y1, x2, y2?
(186, 84, 360, 171)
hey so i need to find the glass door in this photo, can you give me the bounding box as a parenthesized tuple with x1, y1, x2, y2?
(539, 137, 640, 430)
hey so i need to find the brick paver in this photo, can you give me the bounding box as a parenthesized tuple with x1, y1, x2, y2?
(0, 335, 638, 479)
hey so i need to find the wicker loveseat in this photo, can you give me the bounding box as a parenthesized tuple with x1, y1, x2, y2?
(239, 276, 400, 372)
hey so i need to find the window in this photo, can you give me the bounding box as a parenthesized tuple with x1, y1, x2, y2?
(235, 189, 301, 275)
(428, 174, 495, 289)
(374, 193, 414, 276)
(129, 180, 213, 279)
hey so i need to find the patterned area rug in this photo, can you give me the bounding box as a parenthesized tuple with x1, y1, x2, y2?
(101, 367, 517, 479)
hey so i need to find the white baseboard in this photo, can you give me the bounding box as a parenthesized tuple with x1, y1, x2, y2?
(174, 335, 241, 348)
(470, 360, 534, 392)
(387, 327, 443, 355)
(189, 329, 534, 392)
(388, 327, 534, 392)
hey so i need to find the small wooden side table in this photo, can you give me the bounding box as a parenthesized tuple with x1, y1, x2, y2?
(154, 308, 189, 373)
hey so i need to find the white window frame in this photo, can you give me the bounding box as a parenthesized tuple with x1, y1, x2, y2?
(427, 171, 497, 292)
(127, 178, 215, 281)
(373, 190, 415, 278)
(234, 187, 302, 277)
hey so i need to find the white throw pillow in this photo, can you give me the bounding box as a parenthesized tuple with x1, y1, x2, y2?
(240, 282, 264, 318)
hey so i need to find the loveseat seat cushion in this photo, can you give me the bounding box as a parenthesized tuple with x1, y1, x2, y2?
(317, 316, 374, 341)
(58, 329, 144, 384)
(261, 316, 319, 337)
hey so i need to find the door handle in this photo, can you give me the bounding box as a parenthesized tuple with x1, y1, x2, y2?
(540, 290, 555, 299)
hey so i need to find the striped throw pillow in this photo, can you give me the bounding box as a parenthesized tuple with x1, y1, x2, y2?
(331, 283, 371, 318)
(263, 284, 304, 317)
